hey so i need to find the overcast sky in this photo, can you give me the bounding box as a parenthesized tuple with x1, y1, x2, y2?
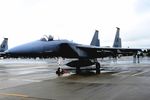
(0, 0, 150, 48)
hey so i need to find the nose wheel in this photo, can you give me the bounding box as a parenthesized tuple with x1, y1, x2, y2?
(56, 67, 64, 76)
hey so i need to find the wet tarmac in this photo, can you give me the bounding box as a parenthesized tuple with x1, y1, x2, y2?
(0, 57, 150, 100)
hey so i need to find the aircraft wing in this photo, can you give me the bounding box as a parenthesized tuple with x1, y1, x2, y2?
(77, 45, 141, 58)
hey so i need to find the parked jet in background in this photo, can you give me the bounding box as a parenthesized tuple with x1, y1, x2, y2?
(3, 29, 141, 74)
(0, 38, 8, 52)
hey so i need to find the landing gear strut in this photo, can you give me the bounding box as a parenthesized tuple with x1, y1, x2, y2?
(76, 67, 81, 74)
(96, 62, 101, 74)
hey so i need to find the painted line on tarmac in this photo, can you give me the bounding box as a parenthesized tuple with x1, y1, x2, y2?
(9, 78, 42, 82)
(0, 93, 28, 98)
(112, 71, 130, 76)
(131, 70, 150, 76)
(0, 93, 55, 100)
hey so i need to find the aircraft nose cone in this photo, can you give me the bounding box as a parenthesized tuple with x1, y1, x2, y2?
(5, 47, 28, 53)
(5, 41, 44, 54)
(4, 40, 60, 58)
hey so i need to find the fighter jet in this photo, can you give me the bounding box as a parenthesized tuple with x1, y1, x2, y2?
(4, 30, 141, 74)
(0, 38, 8, 52)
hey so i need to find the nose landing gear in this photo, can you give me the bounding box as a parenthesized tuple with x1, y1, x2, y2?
(56, 67, 65, 76)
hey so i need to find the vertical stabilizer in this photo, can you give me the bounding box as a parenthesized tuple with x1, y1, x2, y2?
(113, 27, 122, 48)
(0, 38, 8, 52)
(90, 30, 100, 46)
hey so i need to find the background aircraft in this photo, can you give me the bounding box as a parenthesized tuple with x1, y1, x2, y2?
(3, 29, 141, 74)
(0, 38, 8, 52)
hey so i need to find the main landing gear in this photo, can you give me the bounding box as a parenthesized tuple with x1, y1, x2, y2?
(96, 62, 101, 74)
(76, 67, 81, 74)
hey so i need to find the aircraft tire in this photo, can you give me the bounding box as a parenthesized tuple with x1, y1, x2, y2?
(56, 67, 61, 76)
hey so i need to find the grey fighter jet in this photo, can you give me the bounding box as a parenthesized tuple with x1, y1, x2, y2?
(4, 30, 141, 74)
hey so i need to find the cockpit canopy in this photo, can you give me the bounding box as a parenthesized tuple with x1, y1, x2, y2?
(40, 35, 54, 41)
